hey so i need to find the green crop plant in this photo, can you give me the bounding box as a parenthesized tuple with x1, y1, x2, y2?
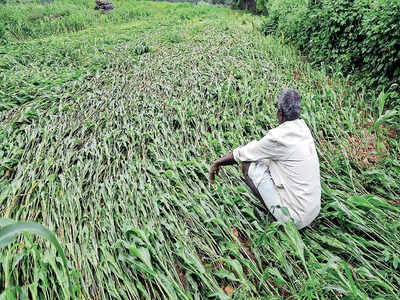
(0, 0, 399, 299)
(0, 219, 78, 299)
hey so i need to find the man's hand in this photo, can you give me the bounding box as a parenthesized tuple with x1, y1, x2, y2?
(209, 162, 220, 184)
(209, 152, 237, 184)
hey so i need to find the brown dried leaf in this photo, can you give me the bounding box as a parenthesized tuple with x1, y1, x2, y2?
(224, 285, 233, 296)
(232, 227, 239, 238)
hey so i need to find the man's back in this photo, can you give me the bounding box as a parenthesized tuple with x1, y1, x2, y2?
(267, 119, 321, 228)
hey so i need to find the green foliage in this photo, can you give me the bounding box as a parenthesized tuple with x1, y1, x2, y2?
(0, 219, 79, 298)
(1, 1, 400, 299)
(255, 0, 268, 14)
(261, 0, 400, 106)
(0, 23, 6, 45)
(232, 0, 257, 12)
(0, 0, 155, 40)
(133, 40, 151, 55)
(360, 0, 400, 89)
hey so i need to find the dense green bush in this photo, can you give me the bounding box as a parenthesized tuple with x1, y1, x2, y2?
(261, 0, 400, 105)
(360, 0, 400, 88)
(260, 0, 308, 36)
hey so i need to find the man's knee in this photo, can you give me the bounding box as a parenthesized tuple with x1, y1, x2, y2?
(241, 162, 250, 177)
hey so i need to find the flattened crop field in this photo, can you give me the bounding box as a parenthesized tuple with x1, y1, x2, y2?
(0, 1, 399, 299)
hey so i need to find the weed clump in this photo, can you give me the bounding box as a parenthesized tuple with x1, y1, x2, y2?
(133, 40, 151, 55)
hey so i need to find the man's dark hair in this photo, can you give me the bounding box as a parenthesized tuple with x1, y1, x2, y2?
(278, 88, 301, 121)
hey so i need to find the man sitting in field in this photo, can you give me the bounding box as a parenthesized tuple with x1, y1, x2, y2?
(209, 89, 321, 229)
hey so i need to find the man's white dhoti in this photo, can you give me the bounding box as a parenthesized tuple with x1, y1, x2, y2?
(248, 160, 299, 228)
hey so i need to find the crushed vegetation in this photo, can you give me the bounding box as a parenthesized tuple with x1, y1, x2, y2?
(0, 1, 399, 299)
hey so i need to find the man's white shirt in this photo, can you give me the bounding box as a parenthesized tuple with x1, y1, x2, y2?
(233, 119, 321, 228)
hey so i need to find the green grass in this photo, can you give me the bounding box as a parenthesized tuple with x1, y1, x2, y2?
(1, 1, 399, 299)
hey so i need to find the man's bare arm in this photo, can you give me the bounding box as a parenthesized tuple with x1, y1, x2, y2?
(209, 152, 237, 184)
